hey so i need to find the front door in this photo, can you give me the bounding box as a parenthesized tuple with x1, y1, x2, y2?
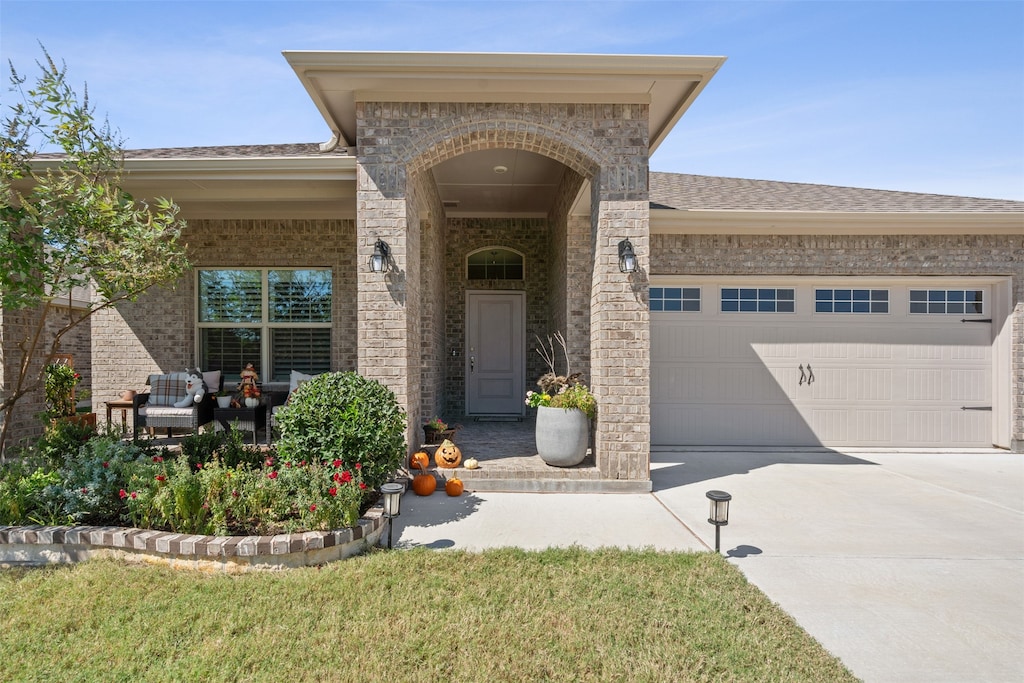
(466, 292, 525, 415)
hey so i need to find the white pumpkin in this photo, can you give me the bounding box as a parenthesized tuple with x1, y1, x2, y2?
(464, 457, 479, 470)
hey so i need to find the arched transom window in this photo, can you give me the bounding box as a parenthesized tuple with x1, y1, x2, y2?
(466, 247, 524, 280)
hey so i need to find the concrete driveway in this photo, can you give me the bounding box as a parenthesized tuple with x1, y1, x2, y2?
(652, 448, 1024, 683)
(395, 448, 1023, 682)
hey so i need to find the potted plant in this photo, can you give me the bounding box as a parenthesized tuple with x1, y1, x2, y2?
(422, 416, 457, 444)
(526, 333, 596, 467)
(44, 362, 96, 429)
(215, 390, 232, 409)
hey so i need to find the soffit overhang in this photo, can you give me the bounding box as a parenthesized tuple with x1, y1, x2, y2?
(283, 51, 726, 153)
(22, 156, 359, 219)
(652, 209, 1024, 235)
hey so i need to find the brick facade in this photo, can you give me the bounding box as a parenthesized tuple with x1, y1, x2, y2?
(651, 232, 1024, 451)
(91, 219, 358, 432)
(356, 100, 651, 479)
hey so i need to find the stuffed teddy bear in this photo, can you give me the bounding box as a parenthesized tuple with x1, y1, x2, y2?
(174, 368, 208, 408)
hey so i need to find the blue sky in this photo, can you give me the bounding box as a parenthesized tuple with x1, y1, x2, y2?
(2, 0, 1022, 200)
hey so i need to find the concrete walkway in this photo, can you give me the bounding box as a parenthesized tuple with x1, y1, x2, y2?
(393, 448, 1024, 683)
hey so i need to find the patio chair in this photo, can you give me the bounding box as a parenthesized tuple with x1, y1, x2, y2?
(133, 371, 222, 439)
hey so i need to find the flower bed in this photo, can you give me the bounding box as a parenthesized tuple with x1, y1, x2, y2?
(0, 504, 388, 572)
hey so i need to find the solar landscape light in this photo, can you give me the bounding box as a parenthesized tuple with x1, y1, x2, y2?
(705, 489, 732, 553)
(380, 482, 404, 549)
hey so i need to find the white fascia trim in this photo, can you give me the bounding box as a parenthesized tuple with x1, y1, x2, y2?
(652, 209, 1024, 235)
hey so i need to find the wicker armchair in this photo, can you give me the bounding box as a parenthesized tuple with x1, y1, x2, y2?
(133, 371, 223, 439)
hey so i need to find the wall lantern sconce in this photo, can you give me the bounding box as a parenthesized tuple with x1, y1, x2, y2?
(369, 239, 391, 274)
(618, 238, 638, 274)
(705, 489, 732, 553)
(380, 482, 404, 549)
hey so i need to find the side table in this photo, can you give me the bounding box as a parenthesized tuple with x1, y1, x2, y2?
(105, 399, 134, 435)
(213, 403, 268, 445)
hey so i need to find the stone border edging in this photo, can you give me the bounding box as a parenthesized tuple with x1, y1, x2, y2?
(0, 504, 389, 573)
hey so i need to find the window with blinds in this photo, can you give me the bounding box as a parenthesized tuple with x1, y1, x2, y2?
(198, 269, 332, 381)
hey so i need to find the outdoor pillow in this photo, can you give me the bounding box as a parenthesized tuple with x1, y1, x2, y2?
(149, 373, 187, 406)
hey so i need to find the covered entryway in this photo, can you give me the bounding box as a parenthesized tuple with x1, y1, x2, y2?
(652, 278, 999, 448)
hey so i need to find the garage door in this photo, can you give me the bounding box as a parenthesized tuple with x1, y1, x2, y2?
(651, 280, 993, 447)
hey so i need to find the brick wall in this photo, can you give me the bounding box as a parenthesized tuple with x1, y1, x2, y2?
(91, 219, 357, 431)
(0, 303, 92, 453)
(651, 232, 1024, 451)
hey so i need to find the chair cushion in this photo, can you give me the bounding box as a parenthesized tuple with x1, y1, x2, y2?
(202, 370, 222, 394)
(145, 406, 198, 419)
(149, 373, 187, 406)
(289, 370, 315, 393)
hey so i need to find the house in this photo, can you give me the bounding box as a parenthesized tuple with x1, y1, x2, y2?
(9, 51, 1022, 484)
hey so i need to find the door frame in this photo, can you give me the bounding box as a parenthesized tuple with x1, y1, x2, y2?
(464, 290, 526, 416)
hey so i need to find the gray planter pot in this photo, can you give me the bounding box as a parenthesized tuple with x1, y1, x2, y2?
(535, 405, 589, 467)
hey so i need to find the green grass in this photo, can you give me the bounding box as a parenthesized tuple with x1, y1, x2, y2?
(0, 548, 857, 682)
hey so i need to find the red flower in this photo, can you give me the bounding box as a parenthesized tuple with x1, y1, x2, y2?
(328, 486, 337, 497)
(359, 482, 367, 490)
(265, 456, 275, 467)
(332, 459, 342, 469)
(309, 504, 317, 512)
(300, 460, 307, 467)
(268, 471, 278, 480)
(285, 462, 292, 468)
(130, 491, 138, 500)
(102, 462, 109, 469)
(118, 489, 127, 499)
(355, 463, 362, 470)
(80, 487, 88, 494)
(232, 490, 240, 498)
(332, 472, 341, 483)
(155, 475, 166, 482)
(195, 462, 203, 470)
(152, 455, 163, 463)
(340, 471, 353, 483)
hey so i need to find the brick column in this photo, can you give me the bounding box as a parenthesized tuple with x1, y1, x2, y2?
(356, 162, 420, 446)
(590, 188, 650, 483)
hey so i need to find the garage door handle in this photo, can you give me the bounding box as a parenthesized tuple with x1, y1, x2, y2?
(806, 364, 815, 384)
(960, 406, 992, 411)
(798, 364, 806, 385)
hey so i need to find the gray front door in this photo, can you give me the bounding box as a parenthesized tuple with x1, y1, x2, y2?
(466, 292, 525, 415)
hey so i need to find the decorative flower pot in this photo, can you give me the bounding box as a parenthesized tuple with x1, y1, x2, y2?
(423, 427, 456, 444)
(535, 405, 589, 467)
(244, 397, 259, 408)
(217, 396, 232, 409)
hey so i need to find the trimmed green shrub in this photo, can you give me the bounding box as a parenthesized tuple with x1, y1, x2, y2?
(274, 372, 406, 490)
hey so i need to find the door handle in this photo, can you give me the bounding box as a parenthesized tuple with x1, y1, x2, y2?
(798, 364, 806, 386)
(806, 364, 815, 384)
(470, 356, 475, 373)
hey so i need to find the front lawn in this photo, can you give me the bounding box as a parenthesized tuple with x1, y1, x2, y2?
(0, 548, 857, 682)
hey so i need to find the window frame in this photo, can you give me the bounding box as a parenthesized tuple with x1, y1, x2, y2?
(720, 286, 796, 313)
(909, 288, 985, 315)
(814, 288, 890, 314)
(649, 286, 701, 312)
(196, 267, 333, 382)
(465, 246, 526, 281)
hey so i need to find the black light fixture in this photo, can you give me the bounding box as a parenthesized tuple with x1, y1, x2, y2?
(705, 489, 732, 553)
(380, 482, 403, 549)
(369, 239, 390, 274)
(618, 238, 637, 274)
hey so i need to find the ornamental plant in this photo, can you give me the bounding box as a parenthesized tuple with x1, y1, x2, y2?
(44, 362, 80, 417)
(527, 332, 597, 419)
(274, 372, 406, 491)
(424, 416, 448, 431)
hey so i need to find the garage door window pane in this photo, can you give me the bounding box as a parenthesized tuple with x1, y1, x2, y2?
(722, 287, 794, 313)
(651, 287, 700, 312)
(910, 289, 984, 314)
(816, 289, 888, 314)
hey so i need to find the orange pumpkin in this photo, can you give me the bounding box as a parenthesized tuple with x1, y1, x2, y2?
(409, 450, 430, 471)
(435, 439, 462, 468)
(412, 471, 436, 496)
(445, 476, 464, 497)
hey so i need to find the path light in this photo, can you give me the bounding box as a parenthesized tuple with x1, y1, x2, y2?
(369, 239, 390, 274)
(705, 490, 732, 553)
(618, 238, 637, 273)
(381, 482, 404, 550)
